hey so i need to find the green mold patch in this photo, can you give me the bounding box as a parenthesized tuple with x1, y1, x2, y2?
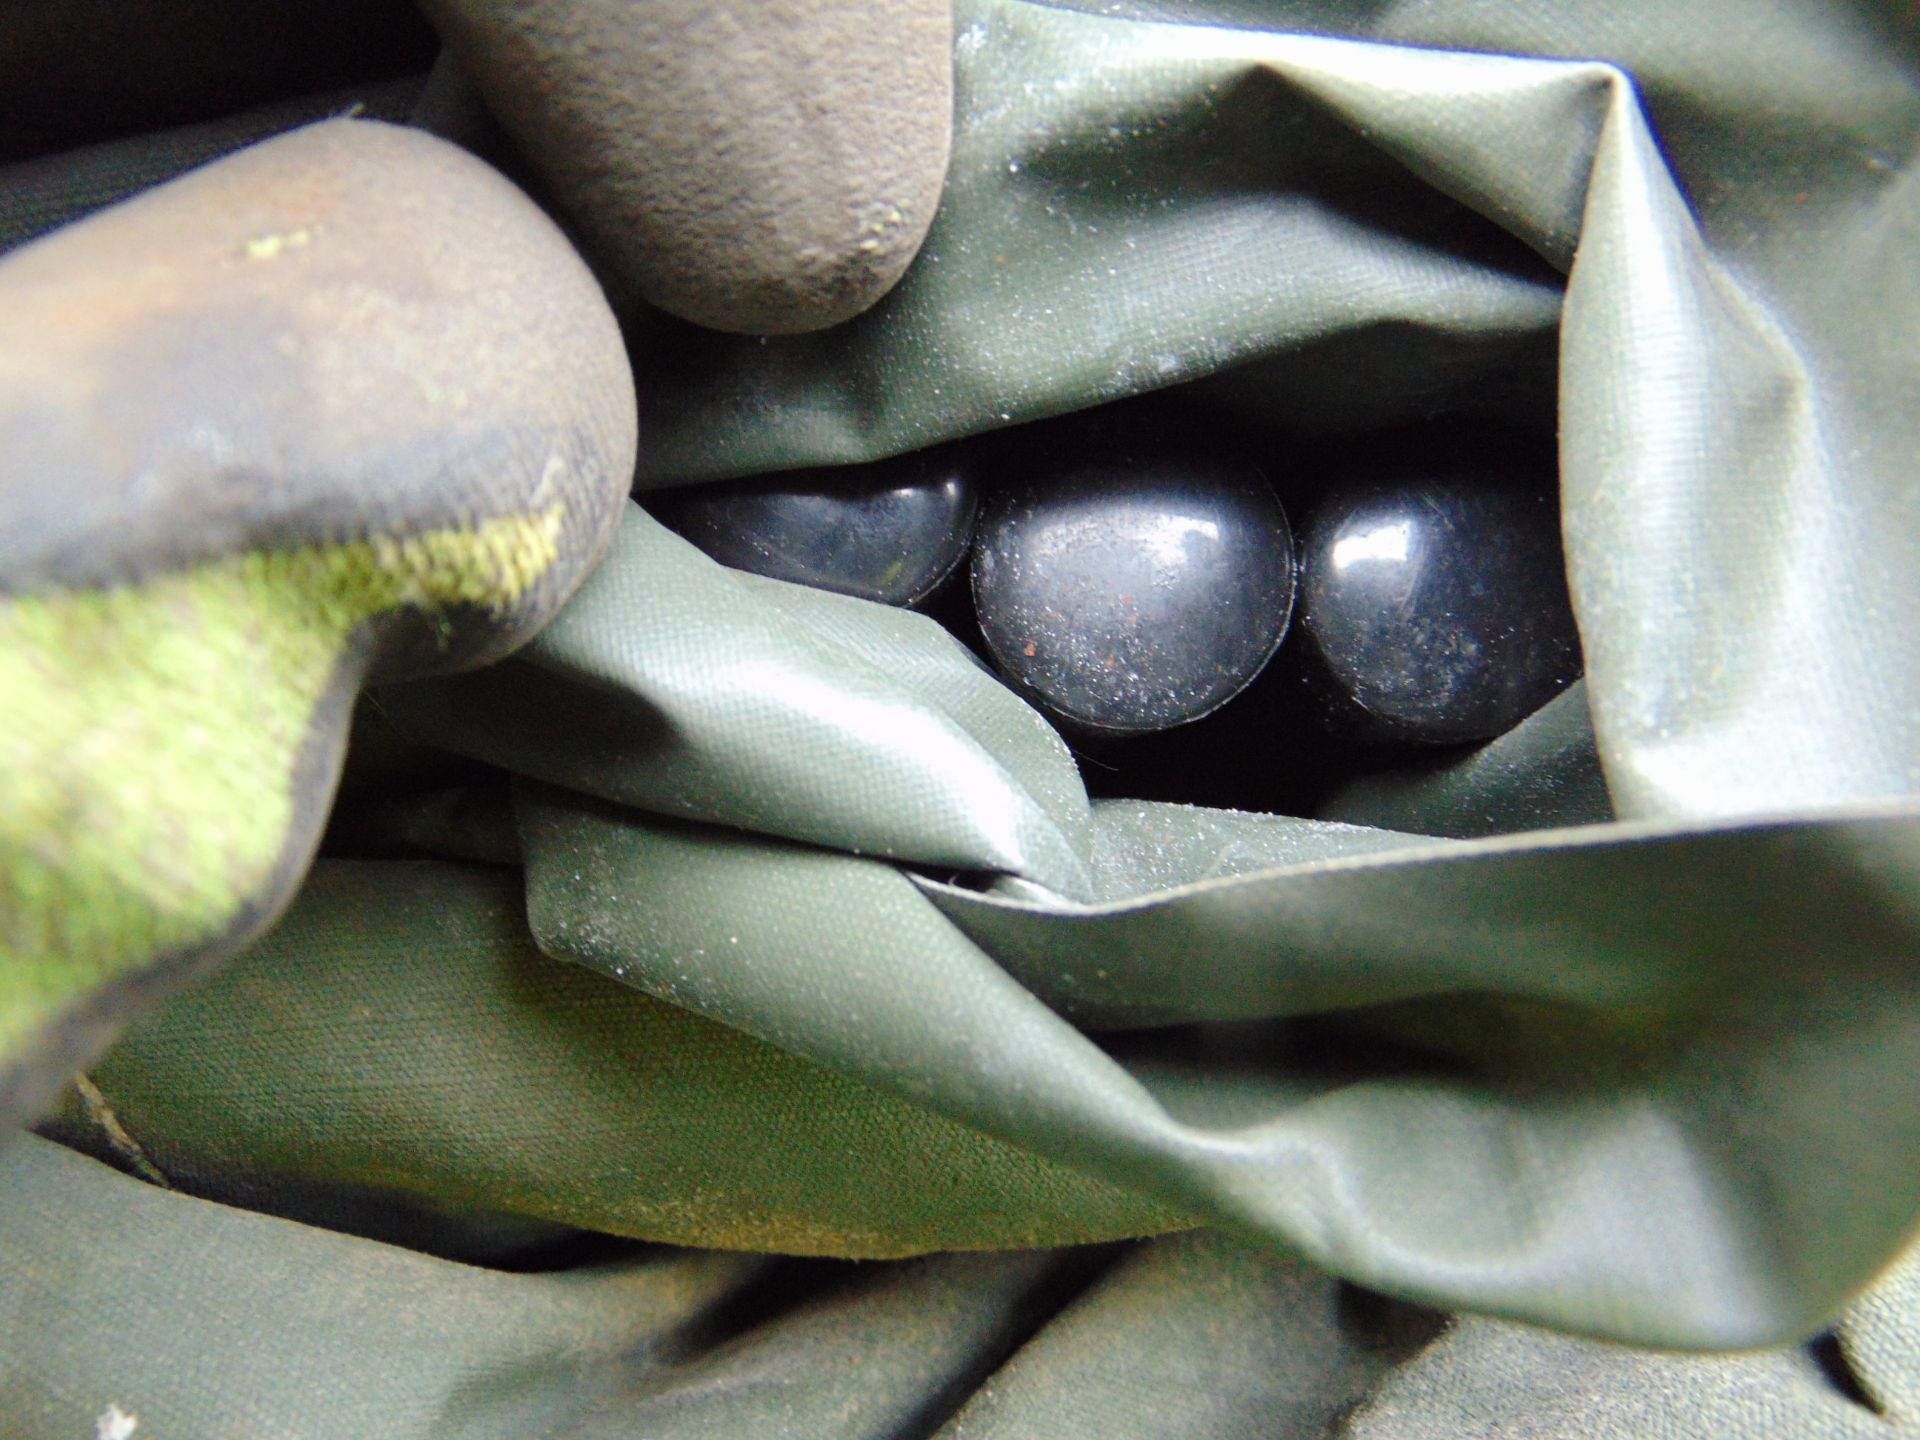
(0, 507, 566, 1072)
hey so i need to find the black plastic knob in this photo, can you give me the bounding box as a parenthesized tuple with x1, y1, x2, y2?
(970, 430, 1296, 736)
(1295, 457, 1582, 747)
(644, 447, 978, 607)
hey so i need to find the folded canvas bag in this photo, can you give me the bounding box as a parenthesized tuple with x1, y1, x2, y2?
(5, 0, 1920, 1434)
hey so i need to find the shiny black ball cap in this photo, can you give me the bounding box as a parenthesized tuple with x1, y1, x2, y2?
(644, 447, 979, 607)
(1296, 460, 1582, 746)
(971, 431, 1296, 736)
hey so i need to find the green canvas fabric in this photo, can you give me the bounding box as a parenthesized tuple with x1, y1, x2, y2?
(927, 1228, 1448, 1439)
(379, 515, 1102, 899)
(43, 860, 1184, 1257)
(73, 512, 1920, 1341)
(4, 1137, 1917, 1438)
(367, 489, 1920, 1346)
(7, 0, 1920, 1431)
(0, 1135, 1086, 1439)
(1342, 1316, 1913, 1440)
(510, 762, 1920, 1347)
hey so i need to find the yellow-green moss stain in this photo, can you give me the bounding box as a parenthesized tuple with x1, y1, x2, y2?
(0, 507, 566, 1062)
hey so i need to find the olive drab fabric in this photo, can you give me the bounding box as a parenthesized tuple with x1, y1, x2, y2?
(6, 0, 1920, 1434)
(6, 1137, 1920, 1436)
